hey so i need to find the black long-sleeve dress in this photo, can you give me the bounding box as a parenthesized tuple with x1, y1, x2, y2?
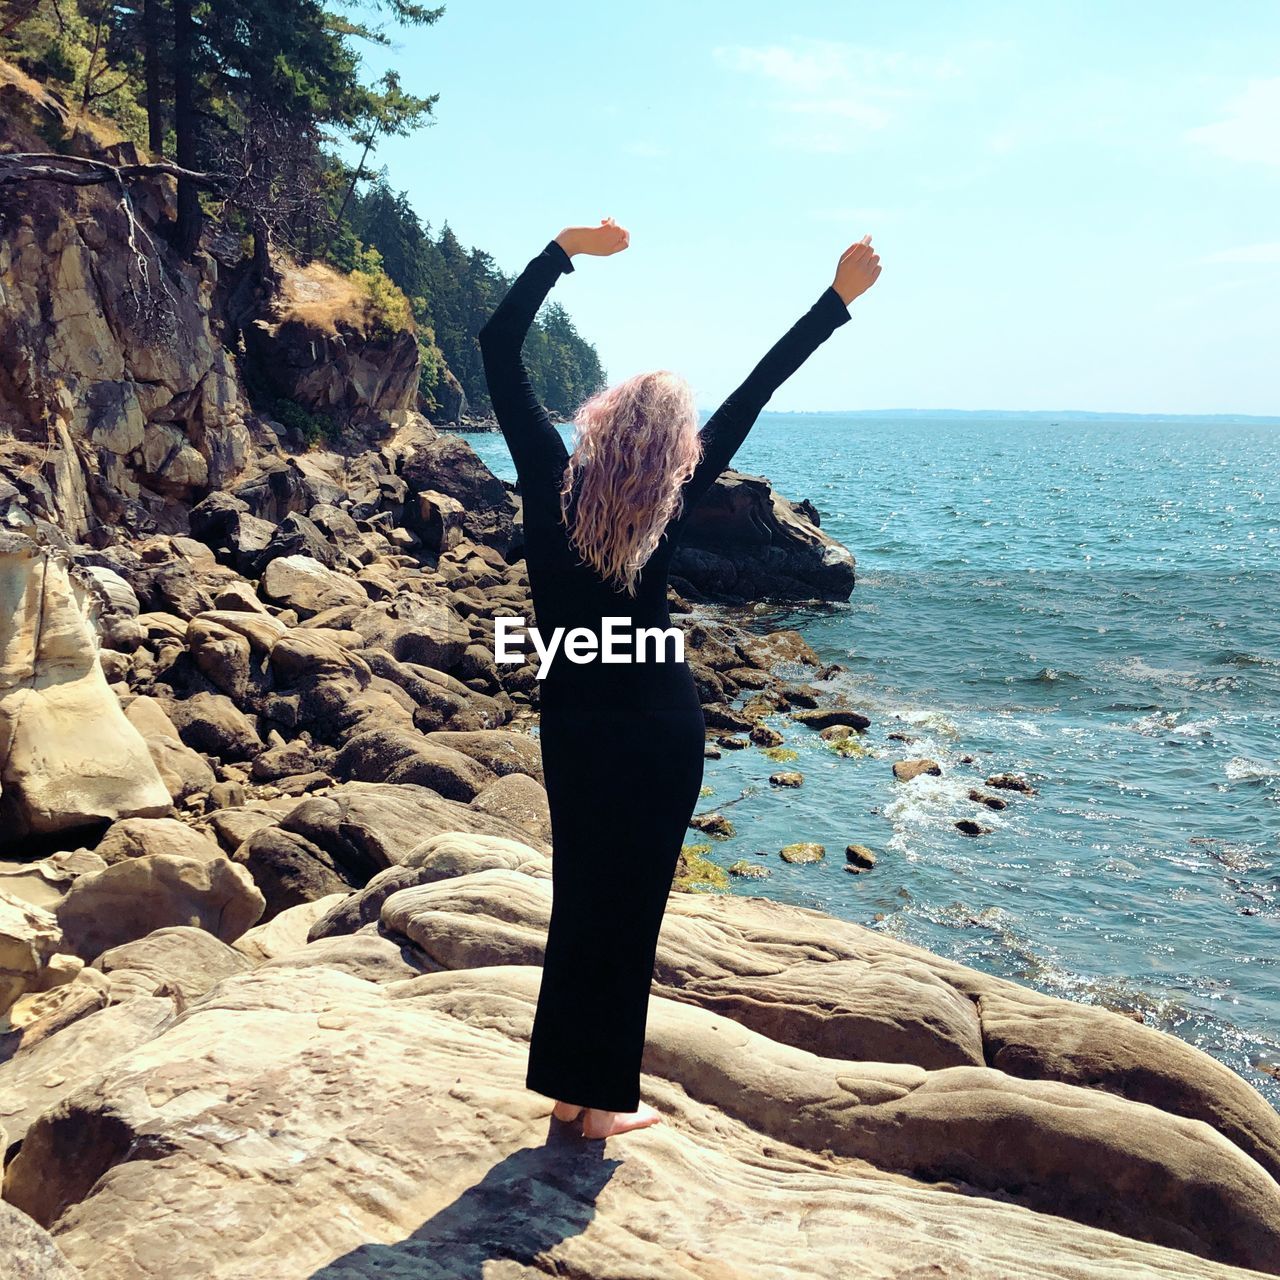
(479, 239, 851, 1112)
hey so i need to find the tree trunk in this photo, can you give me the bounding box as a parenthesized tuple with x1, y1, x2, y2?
(172, 0, 200, 258)
(328, 129, 376, 251)
(143, 0, 164, 155)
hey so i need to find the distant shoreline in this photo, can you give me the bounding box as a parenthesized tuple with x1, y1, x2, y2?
(732, 408, 1280, 424)
(461, 408, 1280, 432)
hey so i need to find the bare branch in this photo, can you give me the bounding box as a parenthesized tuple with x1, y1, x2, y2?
(0, 152, 230, 190)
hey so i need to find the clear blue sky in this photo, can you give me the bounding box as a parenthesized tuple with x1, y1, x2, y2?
(349, 1, 1279, 416)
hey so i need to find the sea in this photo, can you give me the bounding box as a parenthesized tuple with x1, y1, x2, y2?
(466, 412, 1280, 1109)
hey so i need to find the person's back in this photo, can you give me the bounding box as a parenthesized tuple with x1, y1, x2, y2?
(518, 471, 692, 706)
(478, 217, 881, 1140)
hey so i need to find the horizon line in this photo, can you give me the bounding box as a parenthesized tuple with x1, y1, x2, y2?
(687, 407, 1280, 423)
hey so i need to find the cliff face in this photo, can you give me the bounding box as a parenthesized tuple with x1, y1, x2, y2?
(242, 259, 421, 425)
(0, 68, 250, 539)
(0, 65, 433, 544)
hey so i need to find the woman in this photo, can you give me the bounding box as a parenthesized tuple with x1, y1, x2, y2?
(478, 220, 882, 1139)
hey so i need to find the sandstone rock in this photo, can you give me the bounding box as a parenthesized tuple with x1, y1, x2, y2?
(163, 691, 262, 761)
(122, 694, 219, 801)
(794, 706, 872, 732)
(7, 958, 1277, 1277)
(0, 1201, 84, 1279)
(410, 488, 466, 554)
(54, 854, 265, 962)
(0, 180, 248, 536)
(970, 787, 1008, 810)
(333, 727, 493, 800)
(691, 812, 735, 838)
(420, 729, 543, 783)
(275, 783, 549, 885)
(243, 258, 420, 422)
(202, 805, 280, 852)
(0, 990, 173, 1154)
(232, 893, 350, 963)
(469, 772, 552, 844)
(308, 832, 550, 941)
(94, 816, 224, 866)
(701, 702, 754, 732)
(261, 554, 370, 618)
(4, 953, 90, 1031)
(232, 826, 357, 921)
(184, 616, 253, 698)
(251, 737, 319, 782)
(987, 772, 1038, 795)
(91, 924, 253, 1002)
(770, 771, 804, 787)
(347, 595, 469, 671)
(0, 536, 172, 845)
(0, 890, 61, 1016)
(399, 427, 514, 549)
(257, 931, 435, 985)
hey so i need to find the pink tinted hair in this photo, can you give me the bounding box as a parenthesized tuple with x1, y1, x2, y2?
(558, 369, 704, 596)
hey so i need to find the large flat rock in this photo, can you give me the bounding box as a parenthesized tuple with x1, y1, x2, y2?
(3, 962, 1276, 1280)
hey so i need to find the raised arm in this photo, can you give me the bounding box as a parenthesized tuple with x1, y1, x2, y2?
(477, 239, 576, 489)
(478, 219, 630, 501)
(675, 235, 883, 515)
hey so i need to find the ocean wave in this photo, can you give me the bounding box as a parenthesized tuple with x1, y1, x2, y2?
(1101, 654, 1242, 695)
(1211, 650, 1280, 669)
(1225, 756, 1280, 783)
(883, 773, 1006, 848)
(1030, 666, 1083, 683)
(1130, 710, 1218, 738)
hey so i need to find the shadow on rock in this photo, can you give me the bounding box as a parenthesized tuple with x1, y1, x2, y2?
(310, 1126, 622, 1278)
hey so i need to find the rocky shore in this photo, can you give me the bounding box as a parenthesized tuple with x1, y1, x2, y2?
(2, 61, 1279, 1280)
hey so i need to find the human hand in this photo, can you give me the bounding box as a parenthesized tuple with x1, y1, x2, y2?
(833, 234, 882, 305)
(556, 217, 630, 258)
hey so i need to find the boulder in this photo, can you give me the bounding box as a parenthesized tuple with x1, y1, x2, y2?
(0, 1201, 84, 1279)
(261, 555, 370, 619)
(53, 854, 265, 962)
(0, 890, 62, 1016)
(671, 469, 856, 602)
(894, 758, 943, 781)
(469, 772, 552, 844)
(91, 924, 254, 1002)
(0, 535, 171, 847)
(94, 816, 224, 866)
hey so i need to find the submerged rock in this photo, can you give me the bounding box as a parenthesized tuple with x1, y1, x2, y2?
(846, 843, 878, 870)
(987, 772, 1038, 795)
(780, 842, 826, 864)
(893, 758, 943, 781)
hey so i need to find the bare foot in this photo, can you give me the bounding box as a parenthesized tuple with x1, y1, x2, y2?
(581, 1102, 663, 1139)
(551, 1100, 584, 1122)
